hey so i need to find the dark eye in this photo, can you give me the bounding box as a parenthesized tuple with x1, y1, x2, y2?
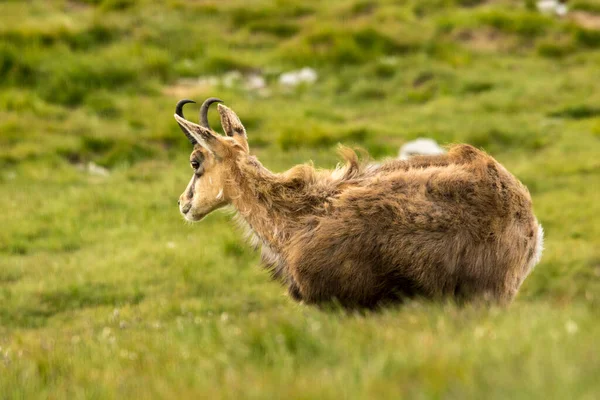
(190, 160, 200, 170)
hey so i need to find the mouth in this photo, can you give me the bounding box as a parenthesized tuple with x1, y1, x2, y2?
(184, 213, 206, 222)
(180, 206, 206, 222)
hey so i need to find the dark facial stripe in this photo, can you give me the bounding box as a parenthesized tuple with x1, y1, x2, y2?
(188, 174, 196, 199)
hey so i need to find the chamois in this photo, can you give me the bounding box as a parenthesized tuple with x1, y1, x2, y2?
(174, 98, 544, 308)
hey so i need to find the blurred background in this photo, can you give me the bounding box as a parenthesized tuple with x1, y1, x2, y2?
(1, 0, 599, 398)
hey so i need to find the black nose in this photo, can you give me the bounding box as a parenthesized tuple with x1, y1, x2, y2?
(177, 199, 181, 206)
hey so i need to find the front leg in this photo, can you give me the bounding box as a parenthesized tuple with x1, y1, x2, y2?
(287, 276, 303, 302)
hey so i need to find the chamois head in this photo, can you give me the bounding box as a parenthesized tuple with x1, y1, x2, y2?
(175, 98, 248, 221)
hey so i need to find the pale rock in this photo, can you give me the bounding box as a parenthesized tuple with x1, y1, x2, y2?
(279, 67, 318, 87)
(398, 138, 446, 160)
(537, 1, 568, 17)
(245, 74, 266, 90)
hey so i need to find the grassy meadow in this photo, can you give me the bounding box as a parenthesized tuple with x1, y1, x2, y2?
(1, 0, 599, 398)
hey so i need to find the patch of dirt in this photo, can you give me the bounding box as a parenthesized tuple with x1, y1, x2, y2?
(412, 71, 434, 87)
(65, 0, 92, 11)
(569, 11, 600, 31)
(454, 28, 510, 52)
(162, 78, 217, 98)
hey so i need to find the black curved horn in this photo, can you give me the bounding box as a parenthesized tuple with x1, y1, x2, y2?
(199, 97, 223, 129)
(175, 99, 197, 144)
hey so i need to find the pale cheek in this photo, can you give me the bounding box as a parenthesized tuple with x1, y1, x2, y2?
(192, 181, 215, 204)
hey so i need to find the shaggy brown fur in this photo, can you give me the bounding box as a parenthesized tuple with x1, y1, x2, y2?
(175, 102, 543, 309)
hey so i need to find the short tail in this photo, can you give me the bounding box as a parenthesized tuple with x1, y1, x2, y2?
(526, 221, 544, 275)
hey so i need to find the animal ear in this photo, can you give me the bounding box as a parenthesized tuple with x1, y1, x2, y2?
(217, 104, 249, 152)
(174, 114, 226, 156)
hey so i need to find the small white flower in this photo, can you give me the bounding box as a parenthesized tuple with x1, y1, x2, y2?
(565, 320, 578, 334)
(279, 67, 318, 87)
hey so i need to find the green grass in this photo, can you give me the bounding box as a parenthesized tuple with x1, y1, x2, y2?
(1, 0, 599, 398)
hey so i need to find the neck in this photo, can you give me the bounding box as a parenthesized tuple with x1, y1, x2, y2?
(228, 155, 326, 250)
